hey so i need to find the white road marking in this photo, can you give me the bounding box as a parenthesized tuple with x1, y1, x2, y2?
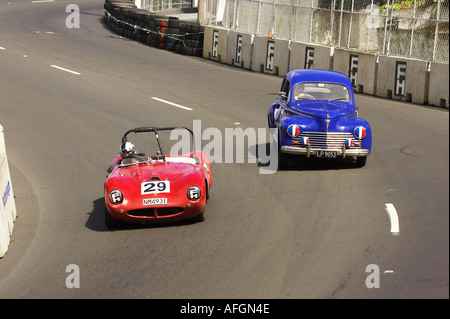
(0, 47, 5, 50)
(31, 0, 55, 3)
(50, 65, 81, 75)
(151, 97, 193, 111)
(385, 203, 400, 235)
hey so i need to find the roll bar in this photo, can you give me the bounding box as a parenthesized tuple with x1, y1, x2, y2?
(121, 126, 195, 158)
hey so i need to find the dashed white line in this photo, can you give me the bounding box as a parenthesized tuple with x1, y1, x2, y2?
(50, 65, 81, 75)
(151, 97, 193, 111)
(0, 46, 5, 50)
(385, 203, 400, 235)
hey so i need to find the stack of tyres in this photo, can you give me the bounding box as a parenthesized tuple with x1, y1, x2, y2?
(179, 21, 204, 57)
(103, 0, 204, 57)
(134, 10, 153, 44)
(165, 17, 181, 52)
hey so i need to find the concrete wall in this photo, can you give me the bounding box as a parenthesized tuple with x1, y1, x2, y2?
(0, 125, 17, 258)
(289, 42, 333, 71)
(333, 49, 378, 96)
(226, 31, 254, 70)
(429, 61, 449, 108)
(376, 56, 428, 104)
(203, 25, 448, 109)
(251, 36, 290, 76)
(203, 26, 229, 63)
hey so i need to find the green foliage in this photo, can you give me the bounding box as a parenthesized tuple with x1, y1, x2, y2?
(379, 0, 440, 12)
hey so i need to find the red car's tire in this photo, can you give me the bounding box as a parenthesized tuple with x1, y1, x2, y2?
(104, 207, 122, 229)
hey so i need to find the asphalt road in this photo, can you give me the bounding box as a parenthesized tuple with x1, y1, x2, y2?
(0, 0, 448, 299)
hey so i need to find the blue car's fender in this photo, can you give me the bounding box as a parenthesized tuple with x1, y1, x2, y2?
(333, 117, 372, 153)
(268, 102, 278, 128)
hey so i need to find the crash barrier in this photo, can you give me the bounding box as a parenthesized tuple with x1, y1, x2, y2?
(333, 49, 377, 96)
(0, 124, 17, 258)
(429, 61, 450, 109)
(103, 0, 204, 57)
(226, 30, 253, 70)
(290, 42, 333, 74)
(250, 36, 290, 76)
(202, 26, 449, 109)
(376, 56, 428, 105)
(203, 26, 228, 63)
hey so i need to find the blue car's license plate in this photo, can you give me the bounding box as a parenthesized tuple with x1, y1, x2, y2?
(317, 150, 337, 158)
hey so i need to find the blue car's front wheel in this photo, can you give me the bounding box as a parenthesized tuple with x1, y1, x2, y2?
(356, 156, 367, 167)
(277, 129, 289, 170)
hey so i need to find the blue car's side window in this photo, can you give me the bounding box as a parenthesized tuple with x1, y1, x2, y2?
(280, 77, 290, 101)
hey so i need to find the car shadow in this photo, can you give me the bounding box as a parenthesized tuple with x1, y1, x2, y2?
(250, 142, 364, 171)
(85, 198, 201, 232)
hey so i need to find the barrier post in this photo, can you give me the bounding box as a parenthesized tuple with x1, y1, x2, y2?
(428, 61, 449, 109)
(376, 56, 428, 104)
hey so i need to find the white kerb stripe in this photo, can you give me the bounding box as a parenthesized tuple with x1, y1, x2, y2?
(151, 97, 193, 111)
(385, 203, 400, 235)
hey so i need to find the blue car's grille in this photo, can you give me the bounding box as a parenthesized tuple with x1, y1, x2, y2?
(293, 132, 360, 149)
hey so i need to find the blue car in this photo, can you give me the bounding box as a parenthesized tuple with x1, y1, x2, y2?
(268, 69, 372, 169)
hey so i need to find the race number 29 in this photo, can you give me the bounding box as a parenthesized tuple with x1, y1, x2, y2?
(141, 181, 170, 194)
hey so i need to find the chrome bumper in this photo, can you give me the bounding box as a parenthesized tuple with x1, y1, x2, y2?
(281, 145, 370, 158)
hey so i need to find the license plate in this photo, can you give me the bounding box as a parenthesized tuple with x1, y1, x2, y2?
(143, 198, 167, 206)
(316, 150, 337, 158)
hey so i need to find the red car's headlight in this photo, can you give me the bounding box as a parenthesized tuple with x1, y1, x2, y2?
(187, 186, 201, 201)
(109, 190, 123, 204)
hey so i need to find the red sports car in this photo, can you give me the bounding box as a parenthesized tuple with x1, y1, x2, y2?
(104, 126, 212, 228)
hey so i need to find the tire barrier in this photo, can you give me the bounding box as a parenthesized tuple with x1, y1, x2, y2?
(103, 0, 204, 57)
(0, 124, 17, 258)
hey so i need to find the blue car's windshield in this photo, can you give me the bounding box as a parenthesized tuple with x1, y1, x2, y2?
(293, 82, 350, 102)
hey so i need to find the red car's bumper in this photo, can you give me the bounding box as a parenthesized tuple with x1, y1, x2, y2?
(105, 192, 206, 223)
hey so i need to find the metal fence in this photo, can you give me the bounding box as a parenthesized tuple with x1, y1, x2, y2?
(205, 0, 449, 61)
(140, 0, 194, 11)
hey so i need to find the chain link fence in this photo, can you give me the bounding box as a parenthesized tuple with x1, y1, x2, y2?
(140, 0, 194, 11)
(205, 0, 449, 61)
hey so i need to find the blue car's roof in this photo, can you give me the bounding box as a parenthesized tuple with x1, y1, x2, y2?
(286, 69, 352, 87)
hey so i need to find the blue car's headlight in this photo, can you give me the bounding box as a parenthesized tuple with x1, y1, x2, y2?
(354, 126, 367, 140)
(287, 124, 301, 138)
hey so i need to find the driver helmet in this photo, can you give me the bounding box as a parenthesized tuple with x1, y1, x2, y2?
(120, 142, 136, 158)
